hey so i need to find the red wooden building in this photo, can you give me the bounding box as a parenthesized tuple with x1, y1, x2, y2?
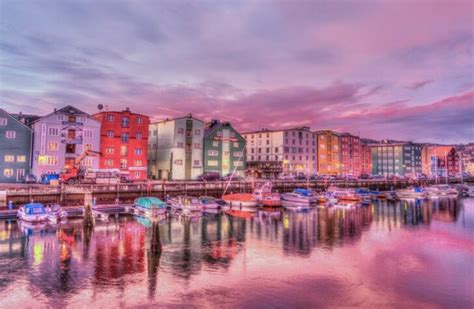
(93, 108, 149, 180)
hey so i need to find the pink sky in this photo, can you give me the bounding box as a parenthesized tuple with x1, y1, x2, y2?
(0, 0, 472, 143)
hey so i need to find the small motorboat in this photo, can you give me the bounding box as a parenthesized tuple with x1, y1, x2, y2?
(397, 187, 428, 199)
(47, 204, 68, 223)
(253, 182, 282, 207)
(198, 196, 227, 210)
(222, 193, 257, 208)
(168, 196, 202, 213)
(425, 185, 459, 197)
(134, 197, 168, 217)
(329, 188, 361, 202)
(17, 203, 49, 223)
(281, 188, 318, 205)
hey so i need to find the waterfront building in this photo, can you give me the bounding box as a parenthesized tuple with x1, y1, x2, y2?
(455, 143, 474, 175)
(340, 132, 361, 176)
(31, 106, 101, 177)
(148, 115, 204, 180)
(242, 127, 317, 178)
(92, 108, 149, 180)
(421, 146, 459, 177)
(370, 140, 422, 177)
(360, 142, 372, 175)
(0, 109, 33, 182)
(314, 130, 341, 175)
(203, 120, 246, 177)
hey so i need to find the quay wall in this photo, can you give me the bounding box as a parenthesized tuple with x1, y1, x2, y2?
(0, 178, 472, 209)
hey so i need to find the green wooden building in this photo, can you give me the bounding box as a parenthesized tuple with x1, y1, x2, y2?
(203, 120, 246, 177)
(0, 109, 33, 182)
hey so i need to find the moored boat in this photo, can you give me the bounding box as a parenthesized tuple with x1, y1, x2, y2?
(198, 196, 227, 209)
(17, 203, 49, 223)
(134, 197, 168, 217)
(281, 188, 318, 206)
(253, 182, 281, 207)
(47, 204, 68, 223)
(222, 193, 257, 208)
(168, 195, 202, 213)
(396, 187, 428, 199)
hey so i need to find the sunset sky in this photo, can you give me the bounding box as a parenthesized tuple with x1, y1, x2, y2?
(0, 0, 472, 143)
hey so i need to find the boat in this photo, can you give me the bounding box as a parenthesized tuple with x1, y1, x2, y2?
(134, 197, 168, 217)
(317, 192, 338, 204)
(222, 193, 257, 208)
(396, 187, 428, 199)
(17, 203, 49, 223)
(327, 188, 361, 202)
(168, 195, 202, 213)
(198, 196, 227, 210)
(253, 182, 281, 207)
(281, 188, 318, 206)
(425, 185, 459, 197)
(47, 204, 68, 223)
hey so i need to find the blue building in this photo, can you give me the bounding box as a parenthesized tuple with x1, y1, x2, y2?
(0, 109, 33, 182)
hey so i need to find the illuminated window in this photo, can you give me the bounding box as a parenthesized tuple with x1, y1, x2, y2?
(207, 160, 218, 166)
(137, 117, 143, 124)
(107, 130, 114, 137)
(3, 169, 13, 177)
(135, 148, 142, 155)
(174, 160, 183, 165)
(48, 142, 59, 151)
(17, 155, 26, 162)
(208, 150, 218, 156)
(106, 147, 114, 154)
(47, 156, 58, 165)
(4, 155, 14, 162)
(136, 132, 143, 140)
(105, 159, 114, 166)
(6, 131, 16, 139)
(107, 114, 115, 121)
(134, 160, 142, 166)
(0, 118, 7, 125)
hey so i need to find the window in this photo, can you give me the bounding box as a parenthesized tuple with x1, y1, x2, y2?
(121, 133, 129, 143)
(207, 160, 218, 166)
(121, 117, 129, 128)
(107, 130, 114, 138)
(105, 159, 114, 166)
(3, 169, 13, 177)
(136, 132, 143, 140)
(66, 144, 75, 154)
(213, 141, 219, 147)
(174, 160, 183, 165)
(177, 128, 184, 134)
(6, 131, 16, 139)
(208, 150, 218, 156)
(68, 115, 76, 123)
(106, 147, 114, 154)
(84, 144, 91, 151)
(120, 145, 128, 156)
(17, 155, 26, 162)
(0, 118, 7, 125)
(233, 142, 239, 148)
(4, 155, 14, 162)
(194, 143, 201, 149)
(234, 161, 243, 167)
(193, 160, 200, 166)
(83, 157, 93, 167)
(137, 117, 143, 124)
(68, 129, 75, 139)
(120, 159, 128, 169)
(83, 129, 93, 138)
(134, 160, 142, 166)
(194, 129, 201, 135)
(177, 142, 184, 148)
(135, 148, 142, 155)
(107, 114, 115, 121)
(48, 142, 59, 151)
(275, 147, 279, 153)
(47, 156, 58, 165)
(234, 151, 243, 157)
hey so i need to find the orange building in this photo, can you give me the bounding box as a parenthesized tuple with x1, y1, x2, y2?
(360, 142, 372, 175)
(421, 145, 459, 177)
(315, 130, 341, 175)
(340, 132, 361, 176)
(93, 108, 149, 180)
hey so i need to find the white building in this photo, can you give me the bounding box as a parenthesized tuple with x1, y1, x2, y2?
(242, 127, 317, 178)
(148, 115, 204, 180)
(31, 106, 101, 177)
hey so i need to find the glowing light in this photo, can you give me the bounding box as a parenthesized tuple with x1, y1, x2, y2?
(33, 243, 44, 266)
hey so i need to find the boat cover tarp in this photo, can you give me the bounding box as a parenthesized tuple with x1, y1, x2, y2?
(24, 203, 46, 215)
(135, 197, 166, 209)
(294, 188, 312, 196)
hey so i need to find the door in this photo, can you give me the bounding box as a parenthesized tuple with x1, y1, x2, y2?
(16, 169, 25, 182)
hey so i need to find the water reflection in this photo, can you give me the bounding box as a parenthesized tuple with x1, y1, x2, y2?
(0, 197, 471, 308)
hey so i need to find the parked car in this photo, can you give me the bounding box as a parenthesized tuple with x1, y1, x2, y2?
(344, 175, 357, 181)
(278, 174, 294, 180)
(222, 173, 244, 181)
(369, 175, 385, 180)
(121, 175, 134, 183)
(23, 174, 37, 184)
(359, 174, 370, 180)
(197, 172, 221, 181)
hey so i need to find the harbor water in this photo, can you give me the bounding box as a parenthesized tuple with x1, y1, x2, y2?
(1, 198, 473, 308)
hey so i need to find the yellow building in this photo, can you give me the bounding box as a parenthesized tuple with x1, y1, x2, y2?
(314, 130, 341, 175)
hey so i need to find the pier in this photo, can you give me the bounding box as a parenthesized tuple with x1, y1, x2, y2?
(0, 177, 471, 209)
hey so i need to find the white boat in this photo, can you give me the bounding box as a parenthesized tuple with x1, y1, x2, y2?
(425, 185, 459, 197)
(253, 182, 282, 207)
(47, 204, 68, 223)
(168, 196, 202, 213)
(134, 197, 168, 217)
(281, 188, 318, 205)
(397, 187, 428, 199)
(281, 201, 311, 211)
(198, 196, 227, 209)
(17, 203, 49, 223)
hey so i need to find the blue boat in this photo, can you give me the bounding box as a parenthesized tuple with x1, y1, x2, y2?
(133, 197, 168, 217)
(17, 203, 49, 222)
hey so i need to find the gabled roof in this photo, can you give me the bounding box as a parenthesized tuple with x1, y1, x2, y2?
(204, 121, 245, 141)
(0, 108, 33, 131)
(431, 146, 455, 156)
(150, 114, 204, 125)
(56, 105, 89, 115)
